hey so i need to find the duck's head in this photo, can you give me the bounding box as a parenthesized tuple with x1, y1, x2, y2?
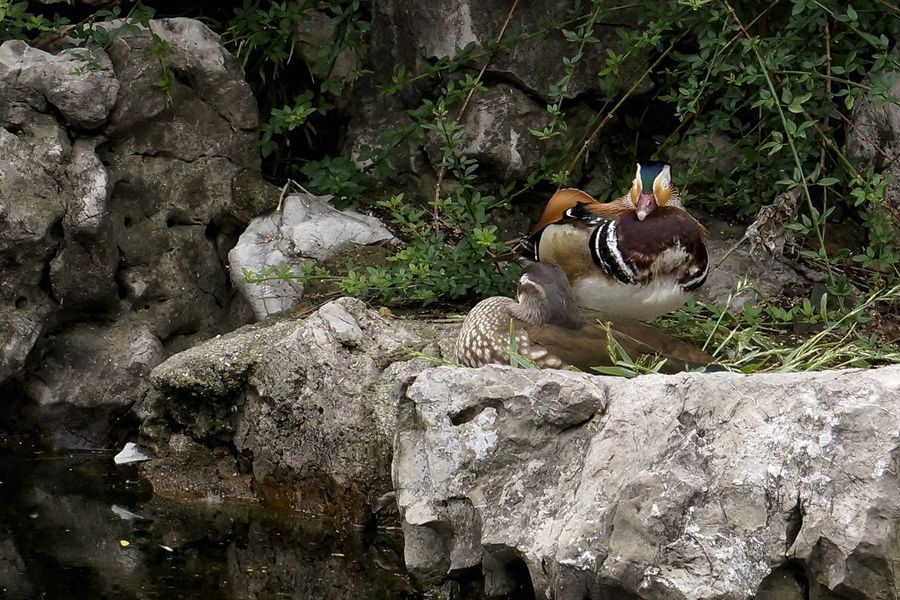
(513, 263, 584, 329)
(628, 160, 673, 221)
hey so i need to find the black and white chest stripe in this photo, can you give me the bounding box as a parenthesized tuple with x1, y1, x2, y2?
(679, 250, 709, 291)
(587, 220, 636, 285)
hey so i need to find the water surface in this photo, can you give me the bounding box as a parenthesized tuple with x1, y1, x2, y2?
(0, 450, 418, 599)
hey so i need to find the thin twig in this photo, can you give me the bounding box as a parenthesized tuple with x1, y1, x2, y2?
(276, 180, 291, 213)
(823, 18, 832, 158)
(821, 19, 831, 244)
(873, 0, 900, 15)
(722, 0, 833, 282)
(431, 0, 522, 229)
(560, 35, 682, 187)
(34, 0, 122, 50)
(838, 111, 900, 168)
(653, 1, 777, 156)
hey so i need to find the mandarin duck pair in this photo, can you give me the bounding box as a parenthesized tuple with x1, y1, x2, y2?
(456, 161, 712, 372)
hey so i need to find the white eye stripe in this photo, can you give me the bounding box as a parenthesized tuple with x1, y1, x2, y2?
(654, 166, 671, 191)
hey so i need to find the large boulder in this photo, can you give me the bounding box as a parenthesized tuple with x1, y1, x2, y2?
(143, 297, 457, 522)
(422, 84, 583, 182)
(394, 364, 900, 599)
(0, 18, 267, 447)
(370, 0, 639, 102)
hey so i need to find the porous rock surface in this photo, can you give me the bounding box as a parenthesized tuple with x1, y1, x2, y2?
(144, 297, 457, 521)
(698, 238, 815, 312)
(370, 0, 637, 102)
(394, 364, 900, 599)
(0, 19, 269, 446)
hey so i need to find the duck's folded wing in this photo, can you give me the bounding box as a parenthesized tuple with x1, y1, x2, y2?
(589, 313, 716, 371)
(524, 319, 716, 374)
(520, 190, 631, 261)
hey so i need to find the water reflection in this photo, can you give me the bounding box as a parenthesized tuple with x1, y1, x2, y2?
(0, 451, 418, 599)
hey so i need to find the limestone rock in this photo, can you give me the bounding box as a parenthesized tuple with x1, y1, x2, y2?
(295, 9, 360, 86)
(0, 41, 118, 129)
(423, 85, 552, 181)
(697, 237, 816, 312)
(104, 18, 258, 162)
(228, 192, 395, 319)
(0, 19, 261, 447)
(0, 107, 68, 383)
(64, 137, 110, 234)
(21, 319, 164, 448)
(846, 70, 900, 170)
(356, 0, 636, 189)
(394, 364, 900, 599)
(145, 297, 457, 522)
(371, 0, 639, 101)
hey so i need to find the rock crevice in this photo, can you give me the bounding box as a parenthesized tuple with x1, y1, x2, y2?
(394, 365, 900, 599)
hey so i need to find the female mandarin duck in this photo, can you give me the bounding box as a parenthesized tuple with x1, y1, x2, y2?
(521, 161, 708, 321)
(455, 262, 713, 373)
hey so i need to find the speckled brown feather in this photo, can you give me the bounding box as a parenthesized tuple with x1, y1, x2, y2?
(455, 264, 715, 372)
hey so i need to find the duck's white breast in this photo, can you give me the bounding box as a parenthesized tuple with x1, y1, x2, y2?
(572, 276, 690, 321)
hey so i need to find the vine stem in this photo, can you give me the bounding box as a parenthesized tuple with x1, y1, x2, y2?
(873, 0, 900, 14)
(821, 18, 831, 252)
(559, 35, 681, 188)
(431, 0, 522, 230)
(657, 0, 777, 156)
(34, 0, 121, 50)
(721, 0, 834, 283)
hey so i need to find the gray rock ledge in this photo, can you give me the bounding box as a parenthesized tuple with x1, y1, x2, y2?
(394, 364, 900, 599)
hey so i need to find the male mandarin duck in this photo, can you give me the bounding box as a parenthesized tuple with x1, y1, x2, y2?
(520, 161, 709, 321)
(455, 262, 714, 373)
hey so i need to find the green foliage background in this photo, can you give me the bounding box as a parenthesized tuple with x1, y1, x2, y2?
(2, 0, 899, 369)
(225, 0, 900, 309)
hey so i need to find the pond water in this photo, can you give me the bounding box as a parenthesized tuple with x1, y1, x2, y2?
(0, 450, 421, 599)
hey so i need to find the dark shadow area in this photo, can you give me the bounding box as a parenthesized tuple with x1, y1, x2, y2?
(0, 451, 421, 600)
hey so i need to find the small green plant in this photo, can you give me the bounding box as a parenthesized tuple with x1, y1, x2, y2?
(224, 0, 370, 177)
(0, 0, 67, 41)
(590, 322, 670, 378)
(70, 3, 155, 48)
(657, 279, 900, 373)
(70, 49, 102, 76)
(149, 32, 173, 104)
(299, 155, 368, 208)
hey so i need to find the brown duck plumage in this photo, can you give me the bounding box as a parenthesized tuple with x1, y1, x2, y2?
(520, 162, 709, 321)
(455, 263, 714, 373)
